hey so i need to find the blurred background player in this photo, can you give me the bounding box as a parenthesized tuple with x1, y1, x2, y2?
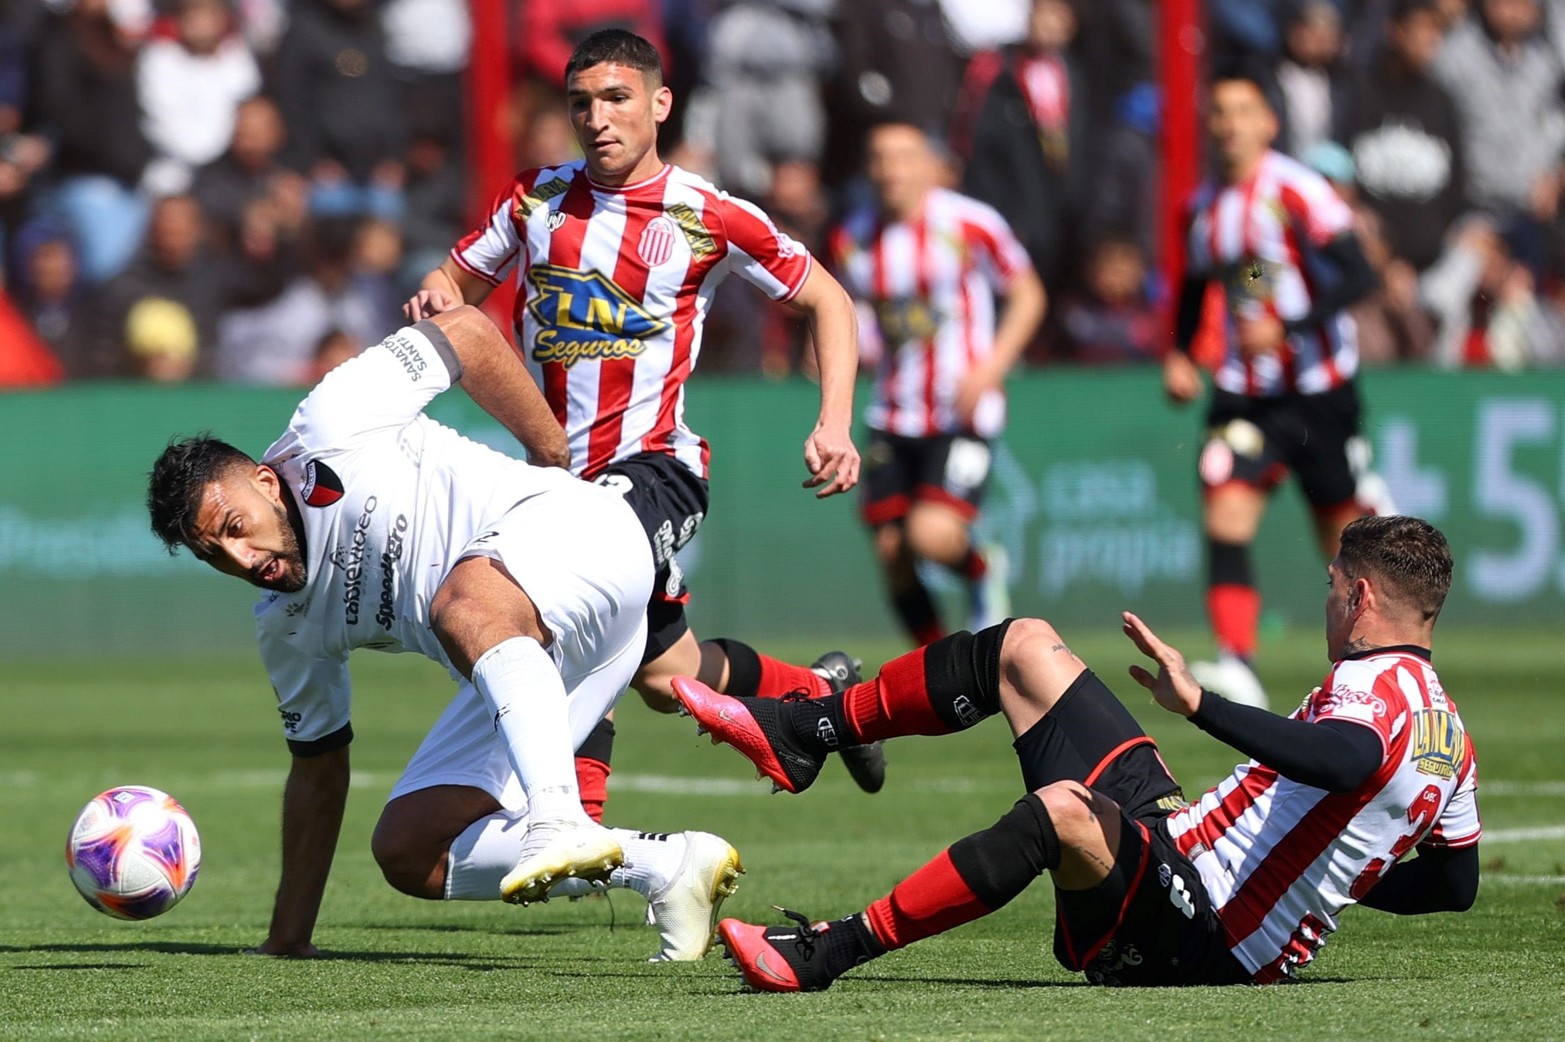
(831, 121, 1046, 645)
(1163, 66, 1380, 709)
(147, 306, 743, 962)
(672, 516, 1478, 991)
(403, 30, 885, 796)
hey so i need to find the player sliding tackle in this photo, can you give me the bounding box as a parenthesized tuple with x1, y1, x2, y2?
(673, 516, 1480, 988)
(147, 306, 741, 961)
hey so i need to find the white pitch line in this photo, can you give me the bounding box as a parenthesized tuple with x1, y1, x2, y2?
(1483, 875, 1565, 886)
(1483, 825, 1565, 844)
(1483, 781, 1565, 797)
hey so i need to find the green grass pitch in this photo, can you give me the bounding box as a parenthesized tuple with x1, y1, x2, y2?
(3, 628, 1563, 1041)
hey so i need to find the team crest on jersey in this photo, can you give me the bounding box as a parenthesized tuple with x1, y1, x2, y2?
(874, 296, 942, 345)
(301, 459, 344, 507)
(526, 265, 670, 369)
(638, 216, 678, 266)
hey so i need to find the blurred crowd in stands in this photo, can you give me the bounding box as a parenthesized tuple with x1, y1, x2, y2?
(4, 0, 1565, 385)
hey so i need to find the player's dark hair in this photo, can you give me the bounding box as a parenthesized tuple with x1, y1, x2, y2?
(1209, 57, 1279, 112)
(147, 435, 256, 555)
(564, 29, 663, 86)
(1338, 515, 1453, 623)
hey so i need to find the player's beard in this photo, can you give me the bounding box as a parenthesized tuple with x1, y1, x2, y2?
(265, 500, 308, 593)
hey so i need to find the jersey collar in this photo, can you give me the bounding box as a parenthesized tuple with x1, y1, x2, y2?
(585, 163, 672, 195)
(1343, 643, 1431, 663)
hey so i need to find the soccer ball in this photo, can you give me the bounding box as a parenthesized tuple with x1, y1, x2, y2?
(65, 786, 201, 920)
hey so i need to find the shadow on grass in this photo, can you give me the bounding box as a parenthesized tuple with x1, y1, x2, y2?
(0, 941, 542, 971)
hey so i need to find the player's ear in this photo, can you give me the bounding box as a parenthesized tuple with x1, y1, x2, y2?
(255, 464, 282, 503)
(652, 84, 672, 124)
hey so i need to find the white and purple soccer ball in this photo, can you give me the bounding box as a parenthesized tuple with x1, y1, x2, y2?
(65, 786, 201, 920)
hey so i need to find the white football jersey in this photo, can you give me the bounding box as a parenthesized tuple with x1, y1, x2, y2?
(253, 322, 641, 751)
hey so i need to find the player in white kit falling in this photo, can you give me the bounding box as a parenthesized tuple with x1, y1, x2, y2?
(670, 516, 1480, 990)
(147, 306, 742, 961)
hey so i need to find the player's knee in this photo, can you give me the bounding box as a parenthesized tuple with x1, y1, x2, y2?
(370, 822, 443, 899)
(1033, 781, 1100, 844)
(999, 617, 1066, 676)
(873, 524, 907, 567)
(904, 508, 964, 563)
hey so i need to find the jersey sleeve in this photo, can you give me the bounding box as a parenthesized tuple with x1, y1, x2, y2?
(449, 177, 527, 286)
(258, 621, 353, 757)
(281, 320, 462, 455)
(1423, 738, 1482, 849)
(719, 193, 814, 302)
(1279, 167, 1355, 248)
(962, 202, 1033, 292)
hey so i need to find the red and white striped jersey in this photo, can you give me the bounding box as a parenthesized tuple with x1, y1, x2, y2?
(1166, 648, 1479, 983)
(451, 161, 814, 480)
(1187, 149, 1359, 397)
(830, 187, 1032, 439)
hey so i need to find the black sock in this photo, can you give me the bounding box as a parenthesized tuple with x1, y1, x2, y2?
(890, 580, 945, 644)
(821, 913, 887, 978)
(947, 793, 1061, 910)
(778, 692, 850, 756)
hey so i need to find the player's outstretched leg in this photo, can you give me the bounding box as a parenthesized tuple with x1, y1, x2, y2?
(672, 624, 1012, 793)
(813, 651, 887, 793)
(439, 811, 744, 961)
(718, 791, 1060, 991)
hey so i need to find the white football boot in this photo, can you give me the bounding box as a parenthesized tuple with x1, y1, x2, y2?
(969, 542, 1011, 631)
(646, 831, 745, 962)
(500, 819, 624, 905)
(1190, 653, 1269, 710)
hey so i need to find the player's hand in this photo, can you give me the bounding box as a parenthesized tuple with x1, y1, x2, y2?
(1235, 314, 1286, 359)
(246, 938, 323, 958)
(1121, 611, 1203, 717)
(803, 422, 860, 498)
(953, 365, 1002, 426)
(1162, 351, 1202, 405)
(403, 288, 460, 323)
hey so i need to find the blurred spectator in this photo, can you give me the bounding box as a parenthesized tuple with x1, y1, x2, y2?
(1339, 0, 1467, 272)
(273, 0, 407, 221)
(137, 0, 262, 196)
(191, 94, 308, 255)
(1276, 0, 1349, 159)
(0, 0, 49, 266)
(680, 0, 833, 198)
(1420, 217, 1557, 366)
(217, 216, 396, 384)
(825, 0, 965, 187)
(516, 0, 664, 86)
(306, 326, 362, 384)
(1059, 231, 1161, 364)
(124, 295, 200, 381)
(381, 0, 471, 151)
(0, 285, 64, 387)
(1306, 140, 1438, 362)
(938, 0, 1029, 54)
(12, 228, 88, 373)
(518, 97, 578, 169)
(400, 129, 466, 296)
(1433, 0, 1565, 265)
(30, 0, 155, 282)
(86, 192, 290, 378)
(1209, 0, 1289, 59)
(1083, 81, 1160, 258)
(959, 0, 1088, 292)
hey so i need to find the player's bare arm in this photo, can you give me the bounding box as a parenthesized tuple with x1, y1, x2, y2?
(954, 266, 1046, 424)
(404, 258, 495, 322)
(786, 264, 860, 497)
(253, 746, 350, 957)
(430, 306, 570, 469)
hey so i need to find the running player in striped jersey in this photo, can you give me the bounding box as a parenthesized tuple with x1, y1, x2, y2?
(1164, 66, 1382, 711)
(405, 30, 885, 796)
(832, 123, 1046, 645)
(674, 515, 1480, 989)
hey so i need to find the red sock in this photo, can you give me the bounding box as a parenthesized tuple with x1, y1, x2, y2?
(574, 756, 610, 824)
(1208, 583, 1260, 659)
(863, 850, 992, 950)
(842, 645, 958, 743)
(753, 653, 830, 699)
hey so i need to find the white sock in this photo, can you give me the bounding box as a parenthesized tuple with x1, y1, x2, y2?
(470, 636, 585, 824)
(445, 814, 685, 901)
